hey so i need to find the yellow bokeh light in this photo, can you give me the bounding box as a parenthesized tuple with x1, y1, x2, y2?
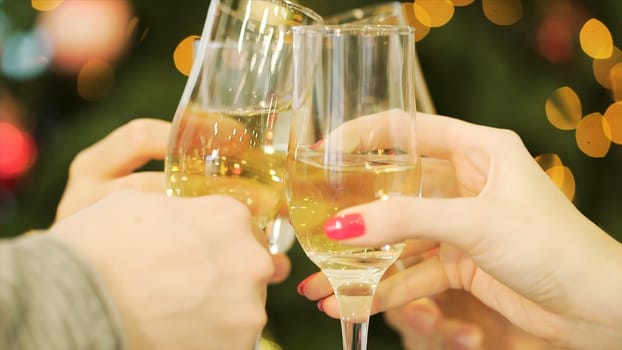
(545, 166, 575, 201)
(593, 46, 622, 90)
(402, 2, 431, 42)
(77, 59, 115, 101)
(545, 86, 582, 130)
(579, 18, 613, 59)
(32, 0, 64, 11)
(575, 112, 611, 158)
(612, 63, 622, 102)
(414, 0, 454, 28)
(174, 35, 200, 76)
(535, 153, 563, 171)
(258, 337, 282, 350)
(603, 102, 622, 144)
(452, 0, 475, 6)
(482, 0, 523, 26)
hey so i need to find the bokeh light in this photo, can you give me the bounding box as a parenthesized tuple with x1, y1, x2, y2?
(592, 46, 622, 90)
(575, 112, 611, 157)
(537, 16, 574, 63)
(534, 153, 563, 170)
(1, 30, 51, 80)
(174, 35, 200, 76)
(612, 63, 622, 102)
(545, 86, 582, 130)
(579, 18, 613, 59)
(31, 0, 64, 11)
(535, 153, 575, 201)
(36, 0, 133, 72)
(545, 165, 576, 201)
(482, 0, 523, 26)
(0, 121, 37, 180)
(603, 102, 622, 144)
(402, 2, 431, 42)
(77, 59, 115, 101)
(451, 0, 475, 6)
(413, 0, 454, 28)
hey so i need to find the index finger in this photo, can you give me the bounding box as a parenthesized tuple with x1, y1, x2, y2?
(70, 118, 170, 179)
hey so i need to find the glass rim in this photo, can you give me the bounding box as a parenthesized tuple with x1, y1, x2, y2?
(292, 24, 414, 36)
(324, 1, 403, 24)
(269, 0, 324, 24)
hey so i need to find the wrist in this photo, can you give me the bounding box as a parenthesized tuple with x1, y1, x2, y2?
(566, 224, 622, 334)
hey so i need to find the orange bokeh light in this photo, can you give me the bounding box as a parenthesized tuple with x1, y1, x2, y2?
(575, 112, 611, 158)
(451, 0, 475, 6)
(611, 63, 622, 102)
(545, 86, 582, 130)
(414, 0, 454, 28)
(174, 35, 200, 76)
(592, 46, 622, 90)
(402, 2, 431, 42)
(483, 0, 523, 26)
(603, 102, 622, 144)
(77, 59, 115, 101)
(579, 18, 613, 59)
(545, 165, 575, 201)
(32, 0, 64, 11)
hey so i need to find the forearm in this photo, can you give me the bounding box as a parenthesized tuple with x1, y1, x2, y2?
(565, 224, 622, 349)
(0, 233, 125, 350)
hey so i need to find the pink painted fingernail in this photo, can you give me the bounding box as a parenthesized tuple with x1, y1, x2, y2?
(317, 299, 325, 312)
(324, 214, 365, 240)
(296, 273, 316, 295)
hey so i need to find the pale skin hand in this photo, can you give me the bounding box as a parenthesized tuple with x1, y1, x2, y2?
(54, 118, 290, 283)
(52, 191, 274, 350)
(301, 113, 622, 349)
(56, 118, 169, 221)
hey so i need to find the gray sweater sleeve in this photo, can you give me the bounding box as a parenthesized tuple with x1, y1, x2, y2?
(0, 233, 125, 350)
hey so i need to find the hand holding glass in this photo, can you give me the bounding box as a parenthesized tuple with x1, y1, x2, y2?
(287, 25, 420, 350)
(165, 0, 321, 253)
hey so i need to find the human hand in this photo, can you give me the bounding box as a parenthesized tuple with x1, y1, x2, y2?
(52, 190, 274, 350)
(314, 113, 622, 349)
(56, 118, 169, 221)
(54, 118, 291, 283)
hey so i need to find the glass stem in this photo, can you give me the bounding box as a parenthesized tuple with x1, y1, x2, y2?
(335, 293, 374, 350)
(340, 316, 369, 350)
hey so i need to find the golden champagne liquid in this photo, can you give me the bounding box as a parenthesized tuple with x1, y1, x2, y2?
(287, 148, 421, 282)
(166, 105, 289, 229)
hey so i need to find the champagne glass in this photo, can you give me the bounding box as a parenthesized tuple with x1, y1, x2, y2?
(287, 25, 421, 350)
(165, 0, 322, 254)
(325, 2, 436, 114)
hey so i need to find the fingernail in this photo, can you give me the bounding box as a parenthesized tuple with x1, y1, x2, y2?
(296, 273, 316, 295)
(317, 299, 325, 312)
(452, 328, 483, 349)
(324, 214, 365, 240)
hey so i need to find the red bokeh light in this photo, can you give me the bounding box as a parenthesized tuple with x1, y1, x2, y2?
(0, 121, 37, 180)
(537, 17, 574, 63)
(535, 0, 588, 64)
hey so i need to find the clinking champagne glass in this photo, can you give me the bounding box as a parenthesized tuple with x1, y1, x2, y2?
(325, 2, 436, 115)
(287, 25, 421, 350)
(165, 0, 322, 255)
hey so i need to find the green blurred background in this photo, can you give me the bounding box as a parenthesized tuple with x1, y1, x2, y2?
(1, 0, 621, 348)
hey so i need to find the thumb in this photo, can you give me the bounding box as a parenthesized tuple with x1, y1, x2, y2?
(323, 196, 495, 252)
